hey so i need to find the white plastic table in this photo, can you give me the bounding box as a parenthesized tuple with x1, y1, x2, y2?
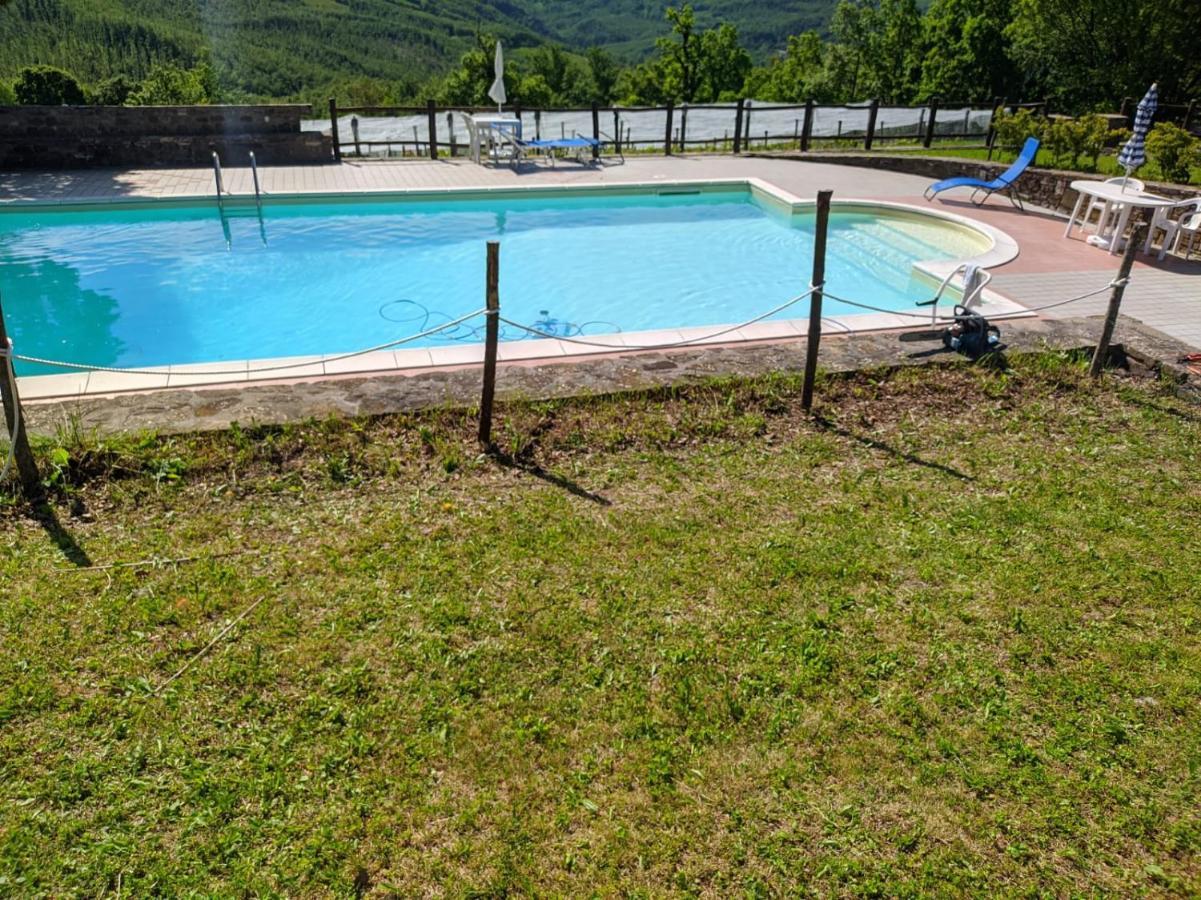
(469, 114, 522, 164)
(1064, 179, 1177, 255)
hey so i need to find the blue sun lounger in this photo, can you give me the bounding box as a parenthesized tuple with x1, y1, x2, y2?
(522, 136, 606, 166)
(923, 136, 1040, 210)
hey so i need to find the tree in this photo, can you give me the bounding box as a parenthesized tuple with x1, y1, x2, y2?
(830, 0, 923, 102)
(657, 5, 702, 103)
(93, 74, 137, 106)
(437, 36, 501, 106)
(13, 65, 87, 105)
(697, 23, 752, 101)
(1008, 0, 1200, 108)
(585, 47, 620, 104)
(919, 0, 1018, 102)
(128, 62, 218, 105)
(745, 31, 829, 102)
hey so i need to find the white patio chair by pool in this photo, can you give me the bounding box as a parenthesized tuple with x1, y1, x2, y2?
(1084, 176, 1145, 236)
(1149, 197, 1201, 260)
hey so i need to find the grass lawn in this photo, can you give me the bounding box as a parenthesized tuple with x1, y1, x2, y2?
(2, 353, 1201, 895)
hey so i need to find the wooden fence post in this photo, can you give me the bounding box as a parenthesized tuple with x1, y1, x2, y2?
(864, 99, 880, 151)
(426, 99, 438, 160)
(1089, 220, 1145, 379)
(329, 98, 341, 162)
(679, 104, 688, 153)
(801, 99, 814, 152)
(743, 101, 753, 148)
(0, 293, 42, 500)
(923, 96, 939, 148)
(1183, 100, 1197, 134)
(664, 101, 675, 155)
(351, 116, 361, 157)
(733, 99, 745, 154)
(479, 242, 500, 447)
(591, 103, 601, 159)
(986, 95, 1003, 159)
(447, 112, 457, 157)
(801, 190, 833, 412)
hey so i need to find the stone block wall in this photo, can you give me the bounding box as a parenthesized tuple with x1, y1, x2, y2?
(0, 105, 332, 169)
(766, 151, 1197, 212)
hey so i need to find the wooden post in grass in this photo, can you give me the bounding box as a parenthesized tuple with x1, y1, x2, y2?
(664, 101, 674, 156)
(0, 292, 41, 500)
(801, 99, 814, 152)
(923, 96, 939, 148)
(1089, 220, 1145, 379)
(864, 98, 880, 151)
(801, 190, 833, 412)
(426, 99, 438, 160)
(479, 242, 500, 446)
(733, 99, 745, 154)
(329, 98, 342, 162)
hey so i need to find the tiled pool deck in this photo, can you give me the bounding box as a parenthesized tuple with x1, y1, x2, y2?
(4, 155, 1199, 403)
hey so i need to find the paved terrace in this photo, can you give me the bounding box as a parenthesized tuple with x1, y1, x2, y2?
(3, 156, 1199, 387)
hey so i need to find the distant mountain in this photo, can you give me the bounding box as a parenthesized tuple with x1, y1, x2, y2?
(0, 0, 839, 99)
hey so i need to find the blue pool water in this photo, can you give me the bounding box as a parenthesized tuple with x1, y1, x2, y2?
(0, 188, 986, 374)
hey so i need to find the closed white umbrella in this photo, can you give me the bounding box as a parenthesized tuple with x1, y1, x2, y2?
(488, 41, 506, 112)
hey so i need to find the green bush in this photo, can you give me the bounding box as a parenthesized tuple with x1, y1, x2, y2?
(13, 65, 86, 105)
(1145, 122, 1201, 184)
(1044, 114, 1115, 170)
(0, 78, 15, 106)
(127, 62, 218, 106)
(92, 74, 137, 106)
(991, 108, 1045, 151)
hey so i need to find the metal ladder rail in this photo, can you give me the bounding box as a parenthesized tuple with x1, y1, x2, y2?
(211, 151, 226, 211)
(249, 151, 263, 214)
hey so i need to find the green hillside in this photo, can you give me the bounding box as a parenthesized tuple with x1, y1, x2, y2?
(0, 0, 836, 99)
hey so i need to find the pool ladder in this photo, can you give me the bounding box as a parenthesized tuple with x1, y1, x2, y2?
(211, 151, 268, 248)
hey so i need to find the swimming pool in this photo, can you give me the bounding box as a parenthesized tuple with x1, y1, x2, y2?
(0, 182, 1010, 382)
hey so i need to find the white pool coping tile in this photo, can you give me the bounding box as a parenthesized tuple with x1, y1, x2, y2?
(85, 367, 171, 395)
(322, 350, 401, 376)
(427, 343, 485, 367)
(168, 360, 250, 387)
(496, 338, 568, 361)
(247, 355, 324, 378)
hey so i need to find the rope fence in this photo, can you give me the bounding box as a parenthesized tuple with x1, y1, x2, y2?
(0, 202, 1151, 500)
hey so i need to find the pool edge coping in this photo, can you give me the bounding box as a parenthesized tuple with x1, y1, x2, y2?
(10, 176, 1029, 401)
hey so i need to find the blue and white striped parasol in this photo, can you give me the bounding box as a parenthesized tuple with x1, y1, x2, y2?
(1117, 83, 1157, 183)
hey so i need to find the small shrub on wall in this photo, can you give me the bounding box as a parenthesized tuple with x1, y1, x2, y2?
(1146, 123, 1201, 184)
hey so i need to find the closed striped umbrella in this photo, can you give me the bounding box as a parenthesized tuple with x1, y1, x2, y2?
(1118, 83, 1157, 175)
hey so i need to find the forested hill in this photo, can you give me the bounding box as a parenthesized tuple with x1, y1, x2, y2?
(0, 0, 834, 100)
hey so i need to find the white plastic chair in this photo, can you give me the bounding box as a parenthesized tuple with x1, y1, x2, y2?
(1149, 197, 1201, 260)
(1085, 176, 1145, 236)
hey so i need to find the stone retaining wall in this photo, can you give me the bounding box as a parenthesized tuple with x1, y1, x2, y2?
(764, 151, 1197, 212)
(0, 104, 332, 169)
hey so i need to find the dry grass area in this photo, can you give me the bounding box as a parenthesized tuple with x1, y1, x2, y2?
(2, 352, 1200, 896)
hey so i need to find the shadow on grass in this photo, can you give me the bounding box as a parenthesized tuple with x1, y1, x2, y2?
(1122, 392, 1201, 423)
(32, 501, 93, 568)
(814, 415, 974, 482)
(487, 447, 612, 506)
